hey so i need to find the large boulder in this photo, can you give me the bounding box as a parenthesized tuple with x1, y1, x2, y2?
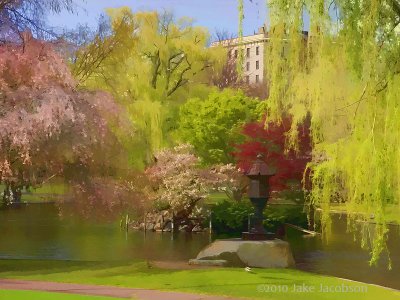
(195, 239, 295, 268)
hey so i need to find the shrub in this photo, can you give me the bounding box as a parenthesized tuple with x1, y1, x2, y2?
(211, 200, 254, 234)
(263, 205, 308, 232)
(211, 200, 308, 235)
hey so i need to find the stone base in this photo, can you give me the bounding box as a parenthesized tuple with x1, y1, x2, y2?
(242, 231, 275, 240)
(194, 239, 295, 268)
(188, 259, 227, 266)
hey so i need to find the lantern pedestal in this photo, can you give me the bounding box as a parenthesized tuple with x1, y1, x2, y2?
(242, 231, 275, 240)
(242, 197, 275, 240)
(244, 154, 276, 240)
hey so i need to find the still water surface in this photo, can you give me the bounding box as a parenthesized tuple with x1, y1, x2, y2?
(0, 204, 399, 289)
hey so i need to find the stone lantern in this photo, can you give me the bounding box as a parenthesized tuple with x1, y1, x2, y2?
(191, 155, 295, 268)
(242, 154, 276, 240)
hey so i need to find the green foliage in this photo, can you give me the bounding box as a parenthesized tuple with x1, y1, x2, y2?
(178, 89, 258, 164)
(263, 205, 308, 232)
(73, 8, 226, 167)
(263, 0, 400, 265)
(211, 199, 307, 235)
(211, 200, 254, 234)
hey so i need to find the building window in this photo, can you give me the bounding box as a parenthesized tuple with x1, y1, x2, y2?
(256, 75, 259, 83)
(246, 62, 250, 71)
(256, 46, 259, 55)
(234, 49, 238, 58)
(246, 76, 250, 84)
(246, 47, 250, 58)
(256, 60, 259, 70)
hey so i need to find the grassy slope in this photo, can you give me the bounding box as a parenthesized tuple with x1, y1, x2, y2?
(206, 191, 304, 205)
(0, 290, 120, 300)
(328, 204, 400, 223)
(0, 260, 398, 300)
(0, 183, 67, 203)
(205, 192, 229, 205)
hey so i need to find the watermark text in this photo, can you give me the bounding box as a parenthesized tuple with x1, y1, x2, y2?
(257, 283, 368, 293)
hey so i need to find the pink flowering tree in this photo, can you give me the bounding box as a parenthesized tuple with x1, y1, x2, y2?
(0, 33, 123, 205)
(145, 144, 212, 231)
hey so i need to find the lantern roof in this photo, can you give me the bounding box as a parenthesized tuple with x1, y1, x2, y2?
(247, 154, 276, 176)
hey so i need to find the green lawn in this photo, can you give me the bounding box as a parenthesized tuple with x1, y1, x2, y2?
(205, 192, 230, 204)
(206, 190, 305, 206)
(0, 183, 67, 203)
(0, 290, 120, 300)
(0, 260, 398, 300)
(327, 204, 400, 224)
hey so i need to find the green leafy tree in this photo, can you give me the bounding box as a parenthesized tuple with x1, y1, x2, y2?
(261, 0, 400, 266)
(178, 89, 258, 164)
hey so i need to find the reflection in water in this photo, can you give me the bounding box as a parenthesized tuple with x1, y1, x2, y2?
(290, 214, 400, 290)
(0, 204, 210, 261)
(0, 204, 399, 289)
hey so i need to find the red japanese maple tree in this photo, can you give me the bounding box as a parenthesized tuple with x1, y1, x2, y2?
(232, 117, 311, 191)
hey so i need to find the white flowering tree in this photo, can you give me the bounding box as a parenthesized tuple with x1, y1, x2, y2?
(210, 164, 247, 202)
(145, 144, 249, 231)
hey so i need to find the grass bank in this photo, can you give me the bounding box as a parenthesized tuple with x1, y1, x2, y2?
(0, 260, 398, 300)
(0, 290, 120, 300)
(0, 183, 67, 203)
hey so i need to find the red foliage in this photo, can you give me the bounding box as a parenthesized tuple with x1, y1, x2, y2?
(232, 117, 311, 191)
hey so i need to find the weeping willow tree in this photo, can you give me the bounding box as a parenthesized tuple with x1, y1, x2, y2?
(237, 0, 245, 77)
(254, 0, 400, 266)
(72, 7, 225, 168)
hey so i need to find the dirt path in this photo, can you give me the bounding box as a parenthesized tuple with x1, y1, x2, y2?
(0, 279, 240, 300)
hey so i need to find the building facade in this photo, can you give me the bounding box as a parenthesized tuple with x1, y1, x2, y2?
(211, 27, 267, 85)
(211, 27, 308, 85)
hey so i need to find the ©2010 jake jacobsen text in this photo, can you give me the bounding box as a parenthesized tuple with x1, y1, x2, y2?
(257, 283, 368, 293)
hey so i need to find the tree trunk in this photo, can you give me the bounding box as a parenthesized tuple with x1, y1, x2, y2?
(308, 204, 315, 231)
(2, 183, 22, 206)
(10, 184, 22, 204)
(232, 189, 243, 202)
(2, 185, 11, 206)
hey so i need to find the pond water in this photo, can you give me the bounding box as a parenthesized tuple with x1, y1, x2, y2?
(289, 215, 400, 290)
(0, 204, 210, 262)
(0, 204, 399, 290)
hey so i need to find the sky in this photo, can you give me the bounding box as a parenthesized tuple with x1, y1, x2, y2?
(47, 0, 270, 37)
